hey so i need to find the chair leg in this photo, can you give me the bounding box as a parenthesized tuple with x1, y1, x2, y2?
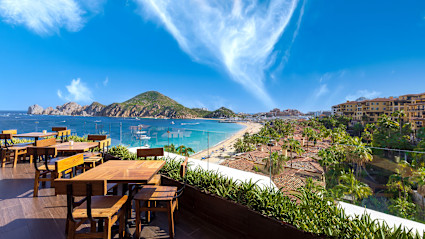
(103, 217, 111, 239)
(168, 201, 175, 239)
(33, 171, 40, 197)
(29, 155, 33, 164)
(135, 200, 140, 239)
(67, 220, 75, 239)
(13, 151, 18, 168)
(1, 152, 6, 168)
(119, 210, 125, 239)
(147, 201, 151, 223)
(90, 220, 97, 233)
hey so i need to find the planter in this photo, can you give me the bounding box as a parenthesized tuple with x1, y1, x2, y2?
(161, 176, 323, 239)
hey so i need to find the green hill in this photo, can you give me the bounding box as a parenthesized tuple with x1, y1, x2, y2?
(204, 107, 236, 118)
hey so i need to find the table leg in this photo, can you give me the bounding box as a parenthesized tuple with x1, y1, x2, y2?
(121, 183, 132, 238)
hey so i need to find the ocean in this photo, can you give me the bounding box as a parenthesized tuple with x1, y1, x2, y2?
(0, 111, 244, 153)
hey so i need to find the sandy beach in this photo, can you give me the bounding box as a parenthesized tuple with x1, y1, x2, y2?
(191, 121, 263, 164)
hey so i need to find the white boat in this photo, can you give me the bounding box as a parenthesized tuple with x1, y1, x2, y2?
(94, 120, 101, 122)
(171, 121, 175, 125)
(138, 135, 151, 140)
(136, 131, 147, 134)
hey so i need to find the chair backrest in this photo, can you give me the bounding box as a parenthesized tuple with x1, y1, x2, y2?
(55, 153, 84, 174)
(180, 157, 189, 178)
(0, 133, 12, 140)
(137, 148, 164, 159)
(55, 179, 108, 223)
(99, 138, 111, 152)
(56, 130, 71, 142)
(0, 133, 13, 148)
(52, 127, 67, 132)
(35, 138, 56, 147)
(87, 135, 107, 141)
(2, 129, 17, 135)
(27, 147, 57, 157)
(55, 179, 107, 196)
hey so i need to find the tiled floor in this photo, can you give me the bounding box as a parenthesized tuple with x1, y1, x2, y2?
(0, 163, 236, 239)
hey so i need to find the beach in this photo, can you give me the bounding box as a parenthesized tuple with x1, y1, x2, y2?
(191, 121, 263, 164)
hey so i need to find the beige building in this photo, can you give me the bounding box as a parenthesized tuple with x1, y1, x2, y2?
(332, 93, 425, 130)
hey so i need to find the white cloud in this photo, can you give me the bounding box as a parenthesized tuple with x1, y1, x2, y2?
(346, 90, 381, 101)
(314, 84, 329, 98)
(135, 0, 299, 108)
(103, 77, 108, 86)
(0, 0, 104, 35)
(58, 78, 93, 102)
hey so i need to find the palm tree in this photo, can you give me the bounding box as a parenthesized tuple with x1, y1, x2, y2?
(345, 137, 373, 177)
(176, 145, 194, 156)
(263, 152, 289, 180)
(164, 143, 176, 153)
(176, 145, 186, 155)
(335, 170, 373, 204)
(302, 127, 313, 152)
(392, 110, 406, 134)
(287, 138, 305, 168)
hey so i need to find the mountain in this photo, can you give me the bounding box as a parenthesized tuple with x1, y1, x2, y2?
(204, 107, 236, 118)
(27, 91, 231, 119)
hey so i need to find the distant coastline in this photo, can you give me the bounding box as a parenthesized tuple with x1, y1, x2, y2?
(28, 91, 237, 120)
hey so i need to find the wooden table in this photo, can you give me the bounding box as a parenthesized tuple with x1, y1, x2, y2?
(14, 132, 58, 140)
(71, 160, 165, 236)
(71, 160, 165, 183)
(53, 142, 99, 153)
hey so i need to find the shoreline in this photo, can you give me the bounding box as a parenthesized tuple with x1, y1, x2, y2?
(191, 121, 262, 164)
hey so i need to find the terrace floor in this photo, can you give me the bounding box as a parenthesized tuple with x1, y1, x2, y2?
(0, 163, 237, 239)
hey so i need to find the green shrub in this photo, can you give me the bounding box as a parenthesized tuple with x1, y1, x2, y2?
(159, 156, 424, 238)
(107, 145, 137, 160)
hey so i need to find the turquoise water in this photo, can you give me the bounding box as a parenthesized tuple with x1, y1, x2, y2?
(0, 111, 244, 153)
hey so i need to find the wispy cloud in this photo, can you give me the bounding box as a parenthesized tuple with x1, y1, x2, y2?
(135, 0, 299, 107)
(314, 84, 329, 98)
(58, 78, 93, 102)
(0, 0, 103, 35)
(346, 90, 381, 101)
(103, 77, 109, 86)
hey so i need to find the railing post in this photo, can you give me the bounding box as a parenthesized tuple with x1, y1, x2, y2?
(120, 122, 122, 145)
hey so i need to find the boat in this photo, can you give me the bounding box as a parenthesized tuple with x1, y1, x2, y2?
(137, 135, 151, 140)
(171, 121, 175, 125)
(94, 120, 101, 123)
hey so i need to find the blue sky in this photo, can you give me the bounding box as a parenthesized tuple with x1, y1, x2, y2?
(0, 0, 424, 113)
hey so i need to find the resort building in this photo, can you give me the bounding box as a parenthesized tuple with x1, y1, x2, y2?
(332, 92, 425, 130)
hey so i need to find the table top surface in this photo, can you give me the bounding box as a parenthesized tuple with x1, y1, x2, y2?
(71, 160, 166, 183)
(53, 142, 99, 152)
(14, 132, 58, 138)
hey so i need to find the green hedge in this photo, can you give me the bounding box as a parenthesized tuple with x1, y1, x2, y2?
(106, 148, 424, 238)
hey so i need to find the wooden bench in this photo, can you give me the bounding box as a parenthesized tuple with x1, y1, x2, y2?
(134, 157, 188, 239)
(79, 138, 111, 172)
(28, 147, 85, 197)
(0, 133, 32, 167)
(55, 179, 126, 239)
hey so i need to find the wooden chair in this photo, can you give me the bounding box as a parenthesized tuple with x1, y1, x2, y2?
(134, 157, 188, 239)
(0, 133, 32, 167)
(28, 147, 84, 197)
(83, 135, 108, 159)
(79, 139, 111, 172)
(35, 137, 57, 147)
(55, 179, 126, 239)
(52, 127, 67, 132)
(2, 129, 17, 134)
(56, 130, 71, 143)
(136, 148, 164, 186)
